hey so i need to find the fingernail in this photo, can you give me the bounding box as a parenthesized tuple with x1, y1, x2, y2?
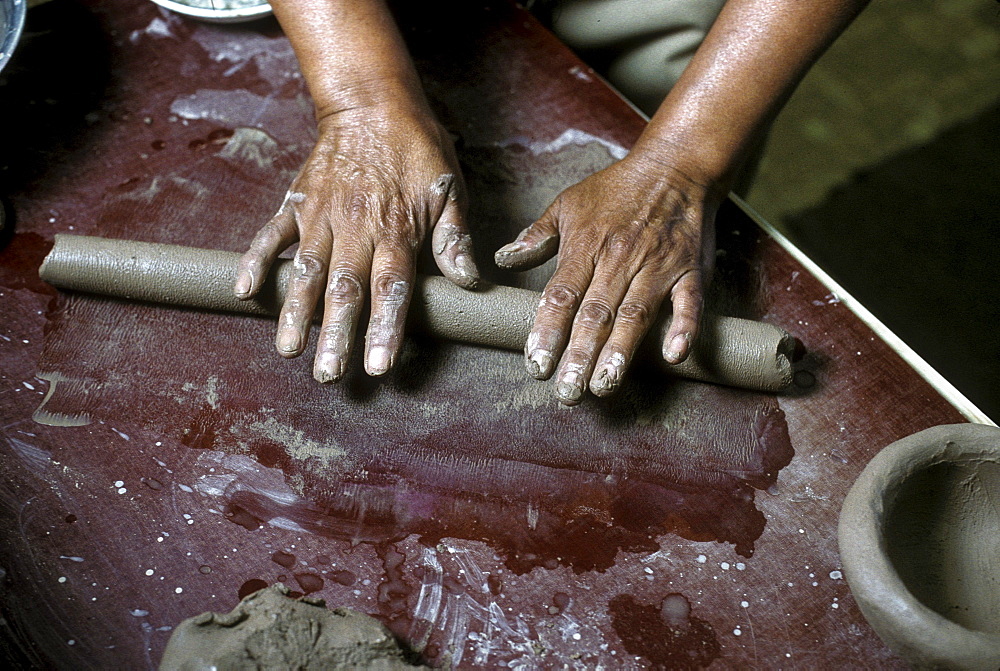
(666, 333, 691, 363)
(556, 371, 584, 405)
(314, 351, 344, 383)
(276, 329, 302, 356)
(366, 345, 392, 376)
(455, 252, 478, 278)
(495, 242, 526, 260)
(526, 349, 554, 379)
(234, 271, 252, 298)
(591, 364, 618, 396)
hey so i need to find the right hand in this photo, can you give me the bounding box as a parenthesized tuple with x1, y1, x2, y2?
(233, 103, 479, 382)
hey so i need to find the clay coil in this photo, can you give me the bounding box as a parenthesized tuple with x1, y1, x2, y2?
(39, 234, 795, 392)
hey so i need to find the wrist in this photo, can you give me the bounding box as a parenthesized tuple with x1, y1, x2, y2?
(622, 139, 731, 203)
(311, 70, 431, 123)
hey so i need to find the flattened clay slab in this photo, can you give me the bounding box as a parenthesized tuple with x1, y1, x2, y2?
(39, 234, 794, 392)
(838, 423, 1000, 669)
(159, 584, 423, 670)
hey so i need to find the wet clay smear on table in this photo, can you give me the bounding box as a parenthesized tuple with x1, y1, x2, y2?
(160, 584, 425, 669)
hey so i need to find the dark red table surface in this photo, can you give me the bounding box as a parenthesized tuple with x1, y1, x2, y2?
(0, 1, 985, 668)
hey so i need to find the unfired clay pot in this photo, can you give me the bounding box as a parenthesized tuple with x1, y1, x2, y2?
(838, 423, 1000, 669)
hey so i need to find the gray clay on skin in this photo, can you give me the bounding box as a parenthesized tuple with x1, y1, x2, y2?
(39, 235, 794, 392)
(838, 423, 1000, 669)
(159, 584, 423, 670)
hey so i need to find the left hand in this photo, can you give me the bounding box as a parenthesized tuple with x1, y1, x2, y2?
(495, 152, 722, 405)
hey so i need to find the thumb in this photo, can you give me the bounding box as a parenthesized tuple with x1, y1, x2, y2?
(432, 195, 480, 289)
(494, 210, 559, 270)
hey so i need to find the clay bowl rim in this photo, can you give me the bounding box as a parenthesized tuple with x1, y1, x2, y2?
(838, 422, 1000, 667)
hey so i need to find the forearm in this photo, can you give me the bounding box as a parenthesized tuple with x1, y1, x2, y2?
(635, 0, 870, 187)
(268, 0, 430, 118)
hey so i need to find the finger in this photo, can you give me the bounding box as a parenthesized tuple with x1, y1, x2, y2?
(431, 180, 480, 289)
(662, 270, 704, 364)
(523, 258, 593, 382)
(551, 261, 637, 405)
(494, 211, 560, 270)
(275, 233, 332, 358)
(234, 202, 298, 299)
(589, 270, 666, 397)
(364, 236, 416, 376)
(312, 243, 369, 383)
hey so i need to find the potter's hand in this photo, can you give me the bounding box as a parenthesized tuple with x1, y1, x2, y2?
(495, 154, 720, 405)
(234, 106, 478, 381)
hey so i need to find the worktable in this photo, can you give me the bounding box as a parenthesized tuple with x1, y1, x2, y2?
(0, 1, 989, 668)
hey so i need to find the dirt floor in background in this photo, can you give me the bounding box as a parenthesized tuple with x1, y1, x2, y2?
(746, 0, 1000, 420)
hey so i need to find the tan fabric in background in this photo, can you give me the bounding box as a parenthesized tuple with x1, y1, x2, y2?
(547, 0, 727, 115)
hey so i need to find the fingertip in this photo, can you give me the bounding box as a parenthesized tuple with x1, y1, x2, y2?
(433, 221, 481, 289)
(234, 269, 254, 299)
(494, 234, 558, 270)
(442, 250, 481, 290)
(365, 344, 393, 377)
(589, 362, 621, 397)
(525, 349, 555, 380)
(313, 351, 345, 384)
(663, 331, 692, 364)
(494, 243, 524, 270)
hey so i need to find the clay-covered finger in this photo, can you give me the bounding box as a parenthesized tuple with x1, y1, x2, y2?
(589, 272, 665, 397)
(312, 249, 368, 383)
(234, 199, 299, 299)
(550, 261, 638, 404)
(364, 239, 416, 376)
(523, 263, 592, 381)
(275, 234, 332, 358)
(431, 177, 480, 289)
(494, 212, 560, 270)
(662, 270, 703, 364)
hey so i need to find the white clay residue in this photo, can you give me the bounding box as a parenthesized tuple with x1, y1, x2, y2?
(430, 173, 455, 196)
(181, 375, 221, 409)
(499, 129, 629, 161)
(129, 15, 177, 44)
(169, 89, 312, 145)
(217, 127, 282, 171)
(237, 415, 346, 461)
(117, 175, 209, 206)
(190, 25, 299, 88)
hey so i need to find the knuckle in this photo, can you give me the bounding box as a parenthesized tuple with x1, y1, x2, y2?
(605, 224, 641, 256)
(617, 300, 653, 327)
(325, 270, 364, 303)
(293, 249, 327, 281)
(671, 290, 703, 317)
(372, 272, 410, 302)
(575, 300, 615, 329)
(540, 283, 581, 311)
(345, 190, 374, 221)
(561, 346, 594, 366)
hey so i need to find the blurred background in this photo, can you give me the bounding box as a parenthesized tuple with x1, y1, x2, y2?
(745, 0, 1000, 420)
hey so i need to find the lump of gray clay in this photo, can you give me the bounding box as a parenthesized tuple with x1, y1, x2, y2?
(838, 423, 1000, 670)
(159, 584, 425, 670)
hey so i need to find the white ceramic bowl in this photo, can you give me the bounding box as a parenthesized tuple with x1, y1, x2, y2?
(0, 0, 27, 74)
(838, 423, 1000, 669)
(150, 0, 271, 24)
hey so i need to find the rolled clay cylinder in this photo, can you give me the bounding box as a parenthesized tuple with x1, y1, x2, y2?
(39, 235, 795, 392)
